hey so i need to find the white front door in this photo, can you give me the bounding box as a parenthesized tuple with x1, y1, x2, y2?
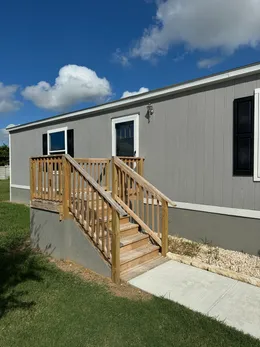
(112, 114, 139, 157)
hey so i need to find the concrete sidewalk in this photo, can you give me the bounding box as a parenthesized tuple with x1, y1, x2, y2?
(129, 260, 260, 339)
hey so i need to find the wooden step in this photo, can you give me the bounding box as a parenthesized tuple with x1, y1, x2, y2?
(119, 222, 139, 237)
(120, 233, 149, 253)
(121, 256, 169, 281)
(120, 244, 159, 272)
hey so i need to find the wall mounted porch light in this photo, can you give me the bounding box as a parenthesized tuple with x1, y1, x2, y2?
(145, 103, 154, 123)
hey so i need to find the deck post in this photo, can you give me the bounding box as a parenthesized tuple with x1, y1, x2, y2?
(62, 156, 70, 219)
(111, 210, 120, 284)
(138, 158, 144, 177)
(30, 158, 35, 202)
(106, 159, 110, 191)
(111, 157, 120, 283)
(161, 199, 168, 256)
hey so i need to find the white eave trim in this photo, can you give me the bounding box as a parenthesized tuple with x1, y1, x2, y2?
(8, 63, 260, 132)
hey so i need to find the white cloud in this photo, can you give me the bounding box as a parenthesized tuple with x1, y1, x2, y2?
(0, 83, 21, 113)
(0, 124, 16, 144)
(22, 65, 112, 111)
(121, 87, 149, 99)
(197, 57, 223, 69)
(130, 0, 260, 60)
(112, 49, 130, 67)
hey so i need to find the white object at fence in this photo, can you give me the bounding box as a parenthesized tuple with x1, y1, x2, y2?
(0, 165, 10, 180)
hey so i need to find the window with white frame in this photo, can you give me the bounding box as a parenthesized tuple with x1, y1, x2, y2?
(47, 127, 68, 155)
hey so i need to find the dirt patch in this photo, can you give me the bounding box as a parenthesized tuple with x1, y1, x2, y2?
(169, 236, 201, 257)
(50, 258, 151, 301)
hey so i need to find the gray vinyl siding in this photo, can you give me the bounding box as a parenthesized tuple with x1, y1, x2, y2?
(10, 73, 260, 210)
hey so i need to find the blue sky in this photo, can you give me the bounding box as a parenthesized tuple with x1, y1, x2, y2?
(1, 0, 260, 143)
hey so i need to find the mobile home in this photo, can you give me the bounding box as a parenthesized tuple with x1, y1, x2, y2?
(8, 62, 260, 279)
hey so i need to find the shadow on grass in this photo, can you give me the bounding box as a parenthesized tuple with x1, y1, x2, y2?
(0, 214, 48, 319)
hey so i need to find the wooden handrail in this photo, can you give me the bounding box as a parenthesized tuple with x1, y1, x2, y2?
(114, 157, 176, 207)
(113, 156, 175, 256)
(65, 155, 126, 217)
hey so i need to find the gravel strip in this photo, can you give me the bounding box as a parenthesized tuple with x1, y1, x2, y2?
(168, 236, 260, 279)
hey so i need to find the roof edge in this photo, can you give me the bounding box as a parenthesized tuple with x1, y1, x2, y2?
(8, 62, 260, 133)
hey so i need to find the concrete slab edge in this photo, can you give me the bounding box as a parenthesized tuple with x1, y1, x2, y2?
(167, 252, 260, 288)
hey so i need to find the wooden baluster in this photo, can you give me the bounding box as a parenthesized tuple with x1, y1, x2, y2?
(119, 169, 122, 199)
(85, 180, 89, 230)
(152, 194, 155, 232)
(136, 182, 139, 217)
(112, 157, 117, 200)
(81, 175, 84, 225)
(59, 158, 62, 202)
(122, 171, 125, 203)
(98, 163, 100, 185)
(54, 158, 56, 200)
(73, 167, 76, 213)
(77, 170, 80, 220)
(51, 158, 54, 201)
(161, 200, 168, 256)
(62, 156, 70, 219)
(38, 159, 42, 199)
(146, 190, 149, 226)
(101, 197, 105, 252)
(142, 187, 145, 220)
(91, 187, 95, 238)
(96, 193, 100, 244)
(35, 159, 39, 199)
(90, 162, 92, 179)
(47, 159, 51, 200)
(157, 199, 160, 238)
(127, 174, 130, 206)
(43, 159, 46, 199)
(106, 160, 110, 191)
(94, 163, 97, 182)
(106, 204, 110, 258)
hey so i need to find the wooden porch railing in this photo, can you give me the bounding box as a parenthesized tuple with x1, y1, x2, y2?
(75, 158, 111, 190)
(112, 156, 176, 256)
(119, 157, 144, 176)
(30, 154, 126, 283)
(64, 155, 126, 284)
(30, 156, 63, 202)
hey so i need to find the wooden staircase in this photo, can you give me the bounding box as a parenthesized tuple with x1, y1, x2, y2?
(72, 191, 163, 280)
(30, 154, 176, 283)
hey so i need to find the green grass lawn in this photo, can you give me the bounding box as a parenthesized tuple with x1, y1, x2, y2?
(0, 190, 259, 346)
(0, 179, 10, 201)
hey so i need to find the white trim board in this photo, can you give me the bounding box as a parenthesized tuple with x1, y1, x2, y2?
(11, 184, 30, 190)
(112, 114, 139, 156)
(175, 201, 260, 220)
(8, 63, 260, 132)
(143, 197, 260, 219)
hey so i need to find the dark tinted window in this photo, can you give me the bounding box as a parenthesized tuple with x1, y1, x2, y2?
(233, 97, 254, 176)
(49, 131, 65, 152)
(116, 121, 134, 157)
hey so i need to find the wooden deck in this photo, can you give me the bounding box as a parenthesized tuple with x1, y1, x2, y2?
(30, 155, 174, 283)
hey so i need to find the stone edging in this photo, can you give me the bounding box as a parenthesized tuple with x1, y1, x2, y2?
(167, 252, 260, 288)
